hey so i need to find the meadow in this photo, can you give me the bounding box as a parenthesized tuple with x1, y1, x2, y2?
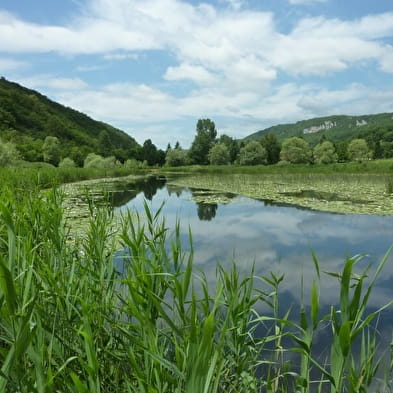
(0, 165, 392, 392)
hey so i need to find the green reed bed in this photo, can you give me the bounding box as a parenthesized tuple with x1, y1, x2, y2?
(0, 182, 392, 392)
(0, 166, 145, 192)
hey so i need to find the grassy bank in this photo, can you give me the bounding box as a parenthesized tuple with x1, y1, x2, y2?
(0, 166, 147, 192)
(0, 172, 392, 392)
(161, 159, 393, 175)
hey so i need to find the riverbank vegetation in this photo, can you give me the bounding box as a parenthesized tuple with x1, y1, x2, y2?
(0, 170, 392, 392)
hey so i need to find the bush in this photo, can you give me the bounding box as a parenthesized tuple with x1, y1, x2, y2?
(238, 141, 267, 165)
(208, 143, 230, 165)
(0, 139, 20, 167)
(58, 157, 77, 168)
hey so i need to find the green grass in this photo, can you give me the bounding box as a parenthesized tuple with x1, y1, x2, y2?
(0, 170, 392, 391)
(162, 159, 393, 175)
(0, 166, 148, 192)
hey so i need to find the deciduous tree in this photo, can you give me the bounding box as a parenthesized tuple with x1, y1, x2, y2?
(188, 119, 217, 164)
(0, 139, 20, 166)
(313, 141, 338, 164)
(43, 136, 61, 166)
(238, 141, 267, 165)
(280, 137, 312, 164)
(208, 143, 230, 165)
(261, 133, 281, 164)
(347, 138, 370, 162)
(165, 148, 187, 167)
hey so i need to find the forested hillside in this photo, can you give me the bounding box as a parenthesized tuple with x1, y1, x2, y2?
(0, 77, 140, 165)
(245, 113, 393, 147)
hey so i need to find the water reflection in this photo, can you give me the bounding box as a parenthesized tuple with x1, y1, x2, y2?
(109, 175, 167, 207)
(196, 202, 217, 221)
(116, 179, 393, 317)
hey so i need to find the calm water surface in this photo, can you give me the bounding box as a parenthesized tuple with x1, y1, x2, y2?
(114, 176, 393, 344)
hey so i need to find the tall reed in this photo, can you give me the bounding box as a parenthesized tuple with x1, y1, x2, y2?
(0, 178, 391, 391)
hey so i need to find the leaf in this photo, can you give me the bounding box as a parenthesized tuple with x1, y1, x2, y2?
(339, 321, 351, 357)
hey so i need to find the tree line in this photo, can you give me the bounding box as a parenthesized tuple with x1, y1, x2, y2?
(165, 118, 375, 167)
(0, 117, 386, 168)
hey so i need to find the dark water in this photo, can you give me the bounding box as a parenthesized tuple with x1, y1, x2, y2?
(114, 175, 393, 349)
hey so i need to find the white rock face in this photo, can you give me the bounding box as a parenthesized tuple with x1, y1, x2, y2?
(303, 120, 336, 134)
(356, 119, 368, 126)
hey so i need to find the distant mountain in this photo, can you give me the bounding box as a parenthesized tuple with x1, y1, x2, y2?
(244, 113, 393, 146)
(0, 77, 140, 164)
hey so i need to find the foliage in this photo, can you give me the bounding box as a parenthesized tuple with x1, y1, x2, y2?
(83, 153, 120, 169)
(313, 140, 338, 164)
(238, 141, 267, 165)
(347, 138, 370, 162)
(0, 139, 20, 166)
(42, 136, 61, 166)
(165, 148, 188, 167)
(218, 134, 240, 163)
(261, 133, 281, 164)
(0, 176, 391, 392)
(124, 158, 146, 169)
(140, 139, 165, 166)
(208, 143, 230, 165)
(0, 77, 141, 163)
(245, 112, 393, 147)
(58, 157, 77, 168)
(188, 118, 217, 165)
(280, 137, 312, 164)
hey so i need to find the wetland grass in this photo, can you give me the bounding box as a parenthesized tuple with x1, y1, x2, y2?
(0, 174, 392, 391)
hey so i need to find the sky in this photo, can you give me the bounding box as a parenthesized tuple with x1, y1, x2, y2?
(0, 0, 393, 148)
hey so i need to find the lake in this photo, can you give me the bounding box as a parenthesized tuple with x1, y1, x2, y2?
(113, 175, 393, 333)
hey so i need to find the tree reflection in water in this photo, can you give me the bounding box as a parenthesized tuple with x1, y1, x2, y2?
(196, 203, 218, 221)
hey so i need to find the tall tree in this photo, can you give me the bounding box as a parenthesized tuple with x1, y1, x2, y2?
(98, 130, 112, 157)
(261, 133, 281, 164)
(42, 136, 61, 166)
(141, 139, 159, 166)
(188, 119, 217, 164)
(218, 134, 239, 163)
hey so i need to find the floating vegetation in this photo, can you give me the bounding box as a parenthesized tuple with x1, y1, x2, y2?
(168, 173, 393, 215)
(189, 188, 237, 205)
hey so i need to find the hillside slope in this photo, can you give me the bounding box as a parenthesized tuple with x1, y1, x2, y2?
(245, 113, 393, 146)
(0, 77, 140, 164)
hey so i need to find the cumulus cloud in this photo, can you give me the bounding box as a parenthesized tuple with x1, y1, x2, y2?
(1, 1, 393, 79)
(289, 0, 327, 4)
(19, 75, 88, 90)
(0, 57, 27, 73)
(2, 0, 393, 146)
(164, 63, 216, 84)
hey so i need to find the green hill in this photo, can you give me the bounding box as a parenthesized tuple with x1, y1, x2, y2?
(245, 113, 393, 146)
(0, 77, 140, 165)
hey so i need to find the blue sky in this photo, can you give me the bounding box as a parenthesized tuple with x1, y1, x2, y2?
(0, 0, 392, 148)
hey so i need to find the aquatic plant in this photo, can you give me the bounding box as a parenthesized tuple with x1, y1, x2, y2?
(0, 177, 392, 392)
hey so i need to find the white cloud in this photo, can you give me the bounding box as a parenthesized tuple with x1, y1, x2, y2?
(0, 57, 27, 73)
(289, 0, 327, 4)
(219, 0, 246, 10)
(164, 63, 216, 84)
(379, 46, 393, 73)
(103, 53, 139, 61)
(76, 64, 106, 72)
(19, 75, 88, 90)
(1, 1, 393, 79)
